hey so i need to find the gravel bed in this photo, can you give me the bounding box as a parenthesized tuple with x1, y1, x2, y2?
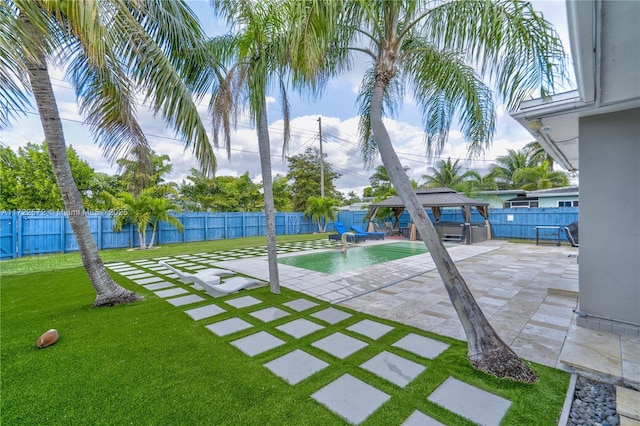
(567, 376, 619, 426)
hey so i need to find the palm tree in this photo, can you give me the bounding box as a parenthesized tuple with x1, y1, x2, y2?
(513, 161, 569, 190)
(205, 0, 317, 294)
(422, 157, 476, 191)
(489, 148, 538, 189)
(307, 0, 566, 382)
(304, 196, 338, 233)
(524, 140, 555, 171)
(147, 197, 184, 249)
(3, 1, 215, 306)
(111, 192, 152, 250)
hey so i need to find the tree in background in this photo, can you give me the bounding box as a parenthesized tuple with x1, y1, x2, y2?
(2, 0, 216, 306)
(524, 141, 555, 172)
(116, 149, 174, 196)
(0, 142, 97, 210)
(421, 158, 476, 191)
(513, 161, 569, 190)
(179, 168, 218, 211)
(489, 148, 539, 189)
(304, 196, 338, 233)
(287, 147, 341, 211)
(272, 174, 294, 212)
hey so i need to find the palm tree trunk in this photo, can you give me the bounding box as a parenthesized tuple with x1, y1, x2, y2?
(369, 71, 536, 382)
(257, 103, 280, 294)
(22, 16, 141, 307)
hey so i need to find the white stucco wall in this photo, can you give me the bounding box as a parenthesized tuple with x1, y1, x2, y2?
(578, 108, 640, 333)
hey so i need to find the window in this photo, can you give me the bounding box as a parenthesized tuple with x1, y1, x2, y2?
(558, 200, 579, 207)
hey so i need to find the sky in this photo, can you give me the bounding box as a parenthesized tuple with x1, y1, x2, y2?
(0, 1, 575, 197)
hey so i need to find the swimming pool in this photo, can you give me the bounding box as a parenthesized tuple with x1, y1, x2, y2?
(277, 242, 428, 274)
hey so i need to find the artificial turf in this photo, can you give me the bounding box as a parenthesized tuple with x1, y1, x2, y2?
(1, 240, 570, 425)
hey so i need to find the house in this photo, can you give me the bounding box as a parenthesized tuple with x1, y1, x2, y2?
(477, 186, 579, 208)
(510, 0, 639, 336)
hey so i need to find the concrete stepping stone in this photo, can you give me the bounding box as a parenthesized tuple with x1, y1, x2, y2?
(128, 273, 153, 279)
(360, 351, 425, 387)
(106, 262, 126, 267)
(311, 373, 390, 424)
(402, 411, 444, 426)
(143, 282, 174, 290)
(154, 288, 189, 298)
(427, 377, 511, 426)
(225, 296, 262, 309)
(276, 318, 324, 339)
(392, 333, 449, 359)
(283, 298, 318, 312)
(206, 317, 253, 336)
(249, 307, 290, 323)
(264, 349, 329, 385)
(167, 294, 205, 306)
(311, 307, 352, 325)
(184, 304, 226, 320)
(312, 332, 367, 359)
(134, 276, 164, 285)
(117, 269, 143, 276)
(347, 319, 394, 340)
(231, 331, 285, 356)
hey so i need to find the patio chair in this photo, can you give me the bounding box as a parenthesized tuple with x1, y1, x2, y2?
(195, 275, 264, 298)
(328, 222, 367, 242)
(384, 221, 401, 236)
(564, 221, 579, 247)
(158, 261, 234, 284)
(350, 224, 385, 240)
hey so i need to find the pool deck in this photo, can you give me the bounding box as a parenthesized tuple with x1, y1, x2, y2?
(219, 239, 639, 389)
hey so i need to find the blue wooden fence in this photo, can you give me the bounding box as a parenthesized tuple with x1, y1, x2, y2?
(0, 207, 578, 259)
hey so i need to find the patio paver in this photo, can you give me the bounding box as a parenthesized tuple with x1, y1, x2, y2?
(282, 298, 319, 312)
(276, 318, 324, 339)
(311, 307, 352, 324)
(312, 332, 367, 359)
(264, 349, 328, 385)
(206, 317, 253, 337)
(311, 373, 390, 424)
(401, 411, 445, 426)
(134, 276, 164, 285)
(249, 307, 290, 323)
(347, 319, 394, 340)
(184, 304, 226, 320)
(231, 331, 286, 356)
(143, 282, 174, 290)
(360, 350, 425, 387)
(392, 333, 449, 359)
(225, 296, 262, 309)
(167, 294, 205, 306)
(427, 377, 511, 426)
(154, 288, 189, 298)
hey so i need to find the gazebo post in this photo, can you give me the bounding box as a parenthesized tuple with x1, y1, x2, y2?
(463, 205, 472, 245)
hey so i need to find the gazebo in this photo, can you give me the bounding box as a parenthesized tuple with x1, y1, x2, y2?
(367, 188, 491, 244)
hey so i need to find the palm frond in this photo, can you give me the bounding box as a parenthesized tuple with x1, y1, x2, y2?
(424, 0, 568, 109)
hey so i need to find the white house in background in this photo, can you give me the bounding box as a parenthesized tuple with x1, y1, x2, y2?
(478, 186, 579, 208)
(510, 0, 639, 336)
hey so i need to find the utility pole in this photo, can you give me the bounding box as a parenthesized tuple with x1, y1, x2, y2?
(317, 116, 325, 198)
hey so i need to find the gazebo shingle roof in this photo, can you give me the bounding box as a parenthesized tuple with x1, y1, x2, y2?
(370, 188, 489, 208)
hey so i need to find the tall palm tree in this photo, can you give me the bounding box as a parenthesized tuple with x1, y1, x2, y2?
(2, 0, 215, 306)
(205, 0, 319, 294)
(307, 0, 566, 382)
(422, 157, 476, 191)
(524, 140, 555, 171)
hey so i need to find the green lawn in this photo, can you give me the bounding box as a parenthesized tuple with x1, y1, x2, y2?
(1, 237, 569, 425)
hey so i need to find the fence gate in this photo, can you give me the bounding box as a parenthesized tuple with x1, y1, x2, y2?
(0, 213, 16, 259)
(287, 214, 300, 235)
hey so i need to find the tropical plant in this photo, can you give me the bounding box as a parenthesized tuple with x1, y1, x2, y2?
(422, 157, 476, 191)
(524, 140, 555, 171)
(116, 149, 174, 196)
(489, 148, 539, 189)
(2, 0, 215, 306)
(513, 161, 569, 190)
(306, 0, 566, 381)
(146, 197, 184, 249)
(304, 196, 338, 233)
(206, 0, 302, 294)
